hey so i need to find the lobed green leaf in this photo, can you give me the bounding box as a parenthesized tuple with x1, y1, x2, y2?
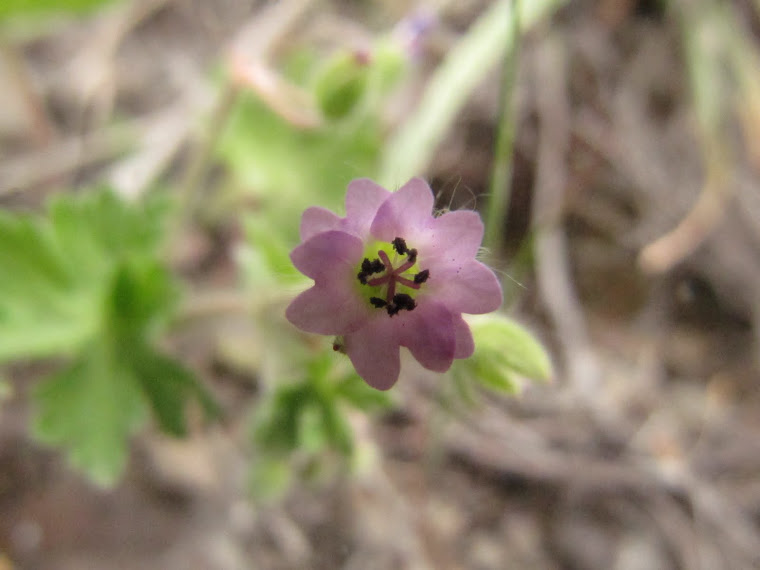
(0, 188, 216, 484)
(32, 341, 146, 486)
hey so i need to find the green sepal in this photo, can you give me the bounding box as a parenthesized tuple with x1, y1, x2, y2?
(451, 314, 552, 396)
(313, 50, 370, 121)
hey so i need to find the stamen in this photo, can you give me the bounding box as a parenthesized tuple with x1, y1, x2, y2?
(377, 249, 392, 268)
(367, 274, 392, 287)
(392, 237, 408, 255)
(393, 293, 416, 311)
(359, 238, 428, 316)
(414, 269, 429, 284)
(395, 259, 416, 274)
(395, 276, 421, 289)
(386, 279, 396, 303)
(359, 256, 387, 285)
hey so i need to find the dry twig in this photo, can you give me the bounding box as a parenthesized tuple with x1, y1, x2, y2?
(531, 33, 601, 397)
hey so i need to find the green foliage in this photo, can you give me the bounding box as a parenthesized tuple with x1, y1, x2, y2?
(248, 455, 293, 501)
(0, 0, 120, 21)
(250, 350, 391, 499)
(217, 92, 381, 236)
(313, 50, 371, 121)
(450, 314, 552, 400)
(215, 40, 412, 246)
(33, 340, 146, 486)
(380, 0, 565, 186)
(0, 189, 216, 484)
(0, 190, 163, 360)
(253, 353, 389, 456)
(242, 216, 304, 287)
(369, 42, 407, 95)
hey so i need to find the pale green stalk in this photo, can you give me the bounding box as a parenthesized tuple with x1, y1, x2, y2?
(379, 0, 563, 187)
(483, 0, 521, 258)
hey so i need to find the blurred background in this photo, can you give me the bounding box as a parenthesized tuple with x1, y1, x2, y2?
(2, 0, 760, 569)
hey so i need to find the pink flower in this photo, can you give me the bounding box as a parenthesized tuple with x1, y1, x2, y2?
(286, 178, 502, 390)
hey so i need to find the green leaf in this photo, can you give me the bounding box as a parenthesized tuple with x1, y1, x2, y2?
(252, 385, 304, 454)
(49, 189, 165, 262)
(0, 214, 93, 359)
(101, 261, 219, 436)
(131, 344, 218, 436)
(473, 315, 552, 380)
(314, 50, 370, 120)
(380, 0, 564, 185)
(32, 336, 216, 484)
(242, 217, 304, 286)
(217, 90, 381, 237)
(2, 189, 216, 485)
(104, 261, 175, 340)
(319, 399, 354, 456)
(0, 0, 121, 21)
(369, 42, 407, 95)
(452, 314, 552, 396)
(248, 456, 292, 501)
(297, 403, 329, 453)
(32, 341, 146, 486)
(334, 374, 392, 411)
(0, 188, 166, 362)
(253, 355, 367, 458)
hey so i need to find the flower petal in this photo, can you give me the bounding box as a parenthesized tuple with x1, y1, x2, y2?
(428, 259, 503, 314)
(370, 177, 435, 242)
(300, 207, 342, 241)
(286, 283, 368, 335)
(290, 230, 363, 281)
(424, 210, 484, 262)
(453, 315, 475, 359)
(345, 317, 401, 390)
(343, 178, 392, 237)
(398, 301, 456, 372)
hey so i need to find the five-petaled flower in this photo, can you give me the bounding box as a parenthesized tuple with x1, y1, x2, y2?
(286, 178, 502, 390)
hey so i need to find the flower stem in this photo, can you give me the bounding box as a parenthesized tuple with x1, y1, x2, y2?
(178, 82, 240, 222)
(483, 0, 522, 262)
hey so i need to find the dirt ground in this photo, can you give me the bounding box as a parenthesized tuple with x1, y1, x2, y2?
(2, 1, 760, 569)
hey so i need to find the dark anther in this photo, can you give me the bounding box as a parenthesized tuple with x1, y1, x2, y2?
(369, 259, 385, 273)
(392, 237, 408, 255)
(407, 248, 418, 264)
(357, 272, 368, 284)
(414, 269, 430, 284)
(370, 297, 388, 308)
(393, 293, 416, 312)
(361, 257, 385, 278)
(386, 304, 401, 316)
